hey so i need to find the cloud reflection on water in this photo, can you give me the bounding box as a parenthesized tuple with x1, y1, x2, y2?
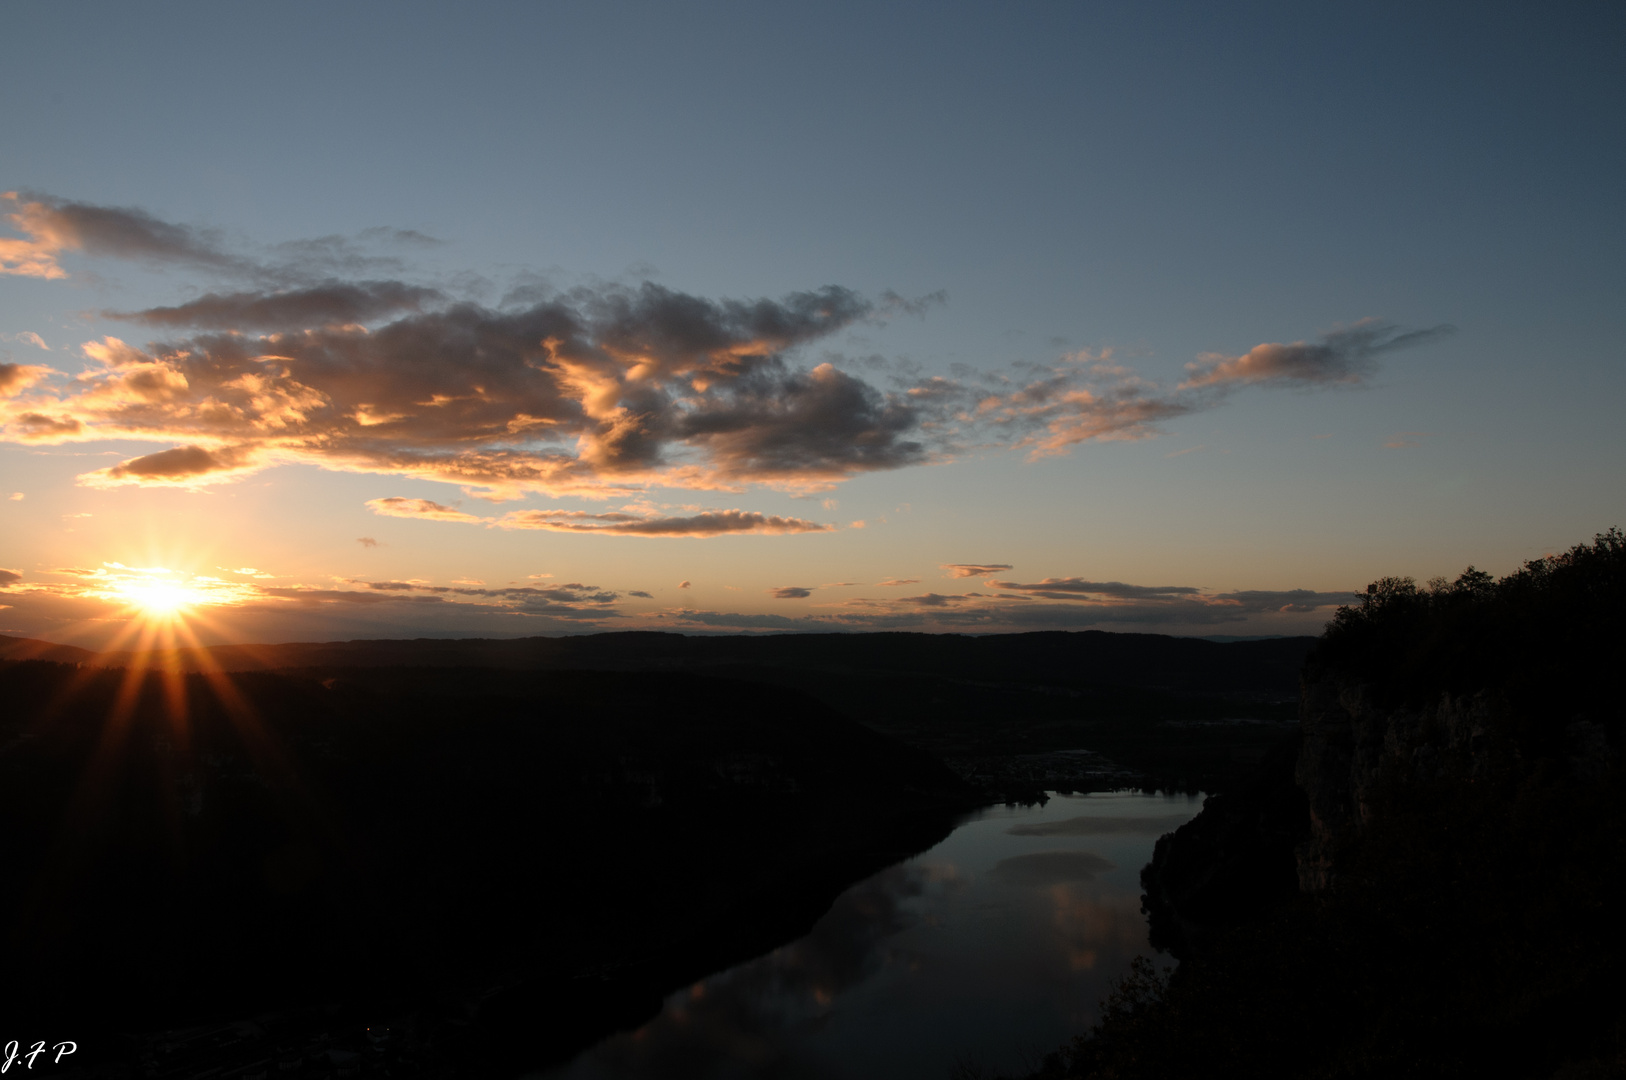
(550, 863, 931, 1079)
(544, 799, 1181, 1079)
(1047, 885, 1156, 978)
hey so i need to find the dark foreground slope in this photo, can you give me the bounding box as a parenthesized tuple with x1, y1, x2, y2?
(1028, 531, 1626, 1080)
(0, 661, 973, 1076)
(32, 629, 1322, 798)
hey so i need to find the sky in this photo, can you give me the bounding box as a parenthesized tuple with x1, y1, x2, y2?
(1, 1, 1622, 648)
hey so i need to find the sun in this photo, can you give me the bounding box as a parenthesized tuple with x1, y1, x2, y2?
(105, 569, 224, 625)
(79, 562, 259, 640)
(119, 578, 196, 619)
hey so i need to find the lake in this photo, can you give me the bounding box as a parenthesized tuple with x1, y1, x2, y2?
(539, 790, 1203, 1079)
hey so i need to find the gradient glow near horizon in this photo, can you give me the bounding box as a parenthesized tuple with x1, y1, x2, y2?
(1, 2, 1622, 648)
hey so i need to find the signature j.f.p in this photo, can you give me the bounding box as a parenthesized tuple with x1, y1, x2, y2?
(1, 1041, 76, 1072)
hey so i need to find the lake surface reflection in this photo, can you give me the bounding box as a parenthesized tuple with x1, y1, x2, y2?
(540, 791, 1202, 1079)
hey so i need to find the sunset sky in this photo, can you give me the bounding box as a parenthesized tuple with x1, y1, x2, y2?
(2, 2, 1622, 647)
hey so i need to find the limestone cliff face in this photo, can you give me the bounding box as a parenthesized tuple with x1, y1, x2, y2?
(1294, 676, 1506, 892)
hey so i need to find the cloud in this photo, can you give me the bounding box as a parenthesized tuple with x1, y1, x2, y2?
(628, 590, 653, 598)
(877, 288, 949, 317)
(876, 578, 919, 586)
(1, 191, 244, 279)
(358, 227, 443, 247)
(335, 578, 620, 606)
(357, 537, 381, 548)
(363, 495, 830, 538)
(897, 592, 982, 607)
(975, 353, 1200, 457)
(803, 572, 1358, 633)
(259, 586, 439, 606)
(0, 195, 1458, 512)
(678, 580, 691, 589)
(662, 609, 811, 630)
(990, 578, 1203, 601)
(364, 497, 484, 523)
(942, 563, 1012, 578)
(11, 412, 82, 438)
(0, 192, 417, 285)
(1181, 320, 1456, 390)
(493, 508, 832, 537)
(114, 280, 445, 330)
(7, 493, 21, 501)
(0, 363, 52, 397)
(0, 569, 21, 587)
(949, 579, 1351, 617)
(770, 586, 813, 599)
(1383, 431, 1431, 449)
(1210, 588, 1356, 613)
(250, 580, 624, 618)
(658, 579, 1343, 633)
(676, 360, 927, 485)
(1, 332, 48, 350)
(79, 444, 257, 488)
(11, 283, 907, 496)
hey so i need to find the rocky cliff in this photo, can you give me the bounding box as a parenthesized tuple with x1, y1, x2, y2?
(1294, 679, 1500, 892)
(1294, 675, 1617, 893)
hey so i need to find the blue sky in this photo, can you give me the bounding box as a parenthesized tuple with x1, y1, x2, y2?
(1, 1, 1622, 645)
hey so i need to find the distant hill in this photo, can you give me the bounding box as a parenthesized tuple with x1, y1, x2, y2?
(25, 629, 1321, 797)
(80, 628, 1315, 695)
(0, 633, 97, 664)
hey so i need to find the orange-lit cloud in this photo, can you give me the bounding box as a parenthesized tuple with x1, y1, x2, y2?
(79, 444, 260, 489)
(989, 578, 1202, 601)
(977, 354, 1199, 458)
(1, 191, 242, 279)
(1180, 320, 1454, 389)
(0, 362, 52, 396)
(1044, 885, 1156, 973)
(942, 563, 1011, 578)
(896, 591, 986, 606)
(493, 508, 832, 537)
(364, 497, 485, 523)
(0, 195, 1456, 516)
(363, 496, 832, 537)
